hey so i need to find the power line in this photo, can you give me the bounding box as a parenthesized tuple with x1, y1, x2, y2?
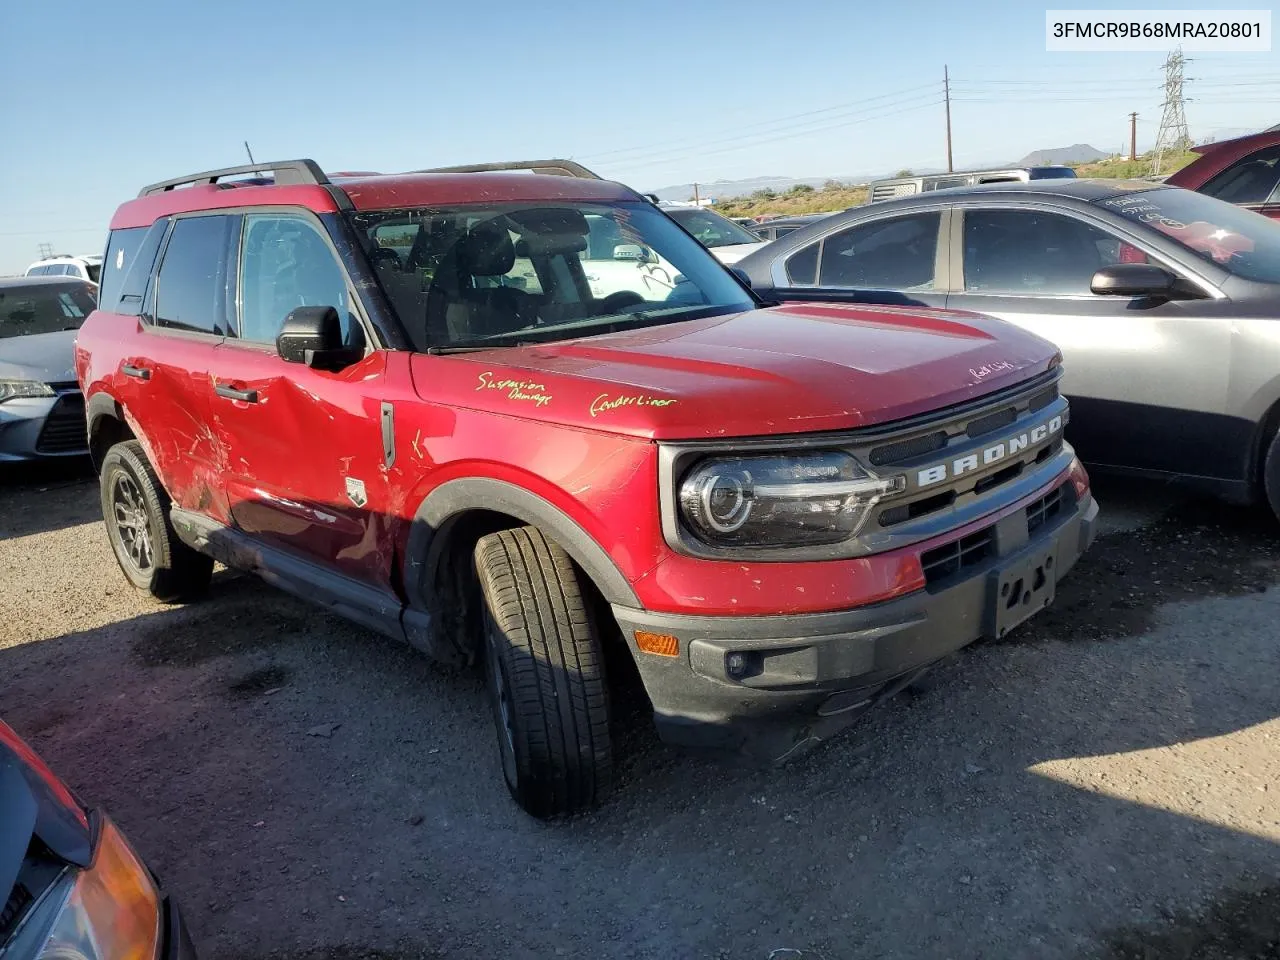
(578, 82, 942, 162)
(602, 99, 944, 174)
(586, 90, 944, 167)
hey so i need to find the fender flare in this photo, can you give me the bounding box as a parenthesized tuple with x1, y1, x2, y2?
(85, 392, 123, 436)
(404, 477, 640, 610)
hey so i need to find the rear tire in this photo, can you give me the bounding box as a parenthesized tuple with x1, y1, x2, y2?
(473, 526, 612, 818)
(1265, 430, 1280, 524)
(100, 440, 213, 603)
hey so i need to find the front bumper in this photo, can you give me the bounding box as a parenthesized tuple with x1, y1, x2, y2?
(0, 390, 87, 461)
(613, 481, 1098, 761)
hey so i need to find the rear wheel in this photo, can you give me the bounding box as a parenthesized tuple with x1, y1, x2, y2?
(473, 526, 612, 818)
(100, 440, 213, 602)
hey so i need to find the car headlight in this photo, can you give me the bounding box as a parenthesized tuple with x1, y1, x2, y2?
(678, 451, 903, 548)
(20, 818, 161, 960)
(0, 379, 55, 403)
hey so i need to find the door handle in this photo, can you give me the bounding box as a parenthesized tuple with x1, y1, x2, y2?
(120, 363, 151, 381)
(215, 383, 259, 403)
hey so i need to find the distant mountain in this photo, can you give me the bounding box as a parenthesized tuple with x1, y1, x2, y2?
(1017, 144, 1109, 166)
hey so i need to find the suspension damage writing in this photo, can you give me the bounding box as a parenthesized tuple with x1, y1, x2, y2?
(476, 372, 553, 407)
(589, 393, 679, 418)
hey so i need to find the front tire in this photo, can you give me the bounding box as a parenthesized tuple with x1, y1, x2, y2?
(473, 526, 612, 818)
(100, 440, 213, 603)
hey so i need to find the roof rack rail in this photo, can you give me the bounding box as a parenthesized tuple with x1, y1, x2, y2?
(138, 159, 329, 197)
(414, 159, 603, 180)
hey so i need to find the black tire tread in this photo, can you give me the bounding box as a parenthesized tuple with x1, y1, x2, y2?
(1265, 431, 1280, 523)
(100, 440, 213, 603)
(474, 526, 611, 817)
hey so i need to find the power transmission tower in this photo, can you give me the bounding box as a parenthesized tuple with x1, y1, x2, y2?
(1151, 49, 1191, 175)
(37, 242, 54, 259)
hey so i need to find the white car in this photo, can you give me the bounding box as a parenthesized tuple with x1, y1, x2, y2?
(659, 205, 767, 264)
(24, 255, 103, 285)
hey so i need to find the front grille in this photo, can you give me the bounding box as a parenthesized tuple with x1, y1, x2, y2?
(35, 392, 87, 454)
(921, 527, 995, 585)
(966, 406, 1016, 438)
(1026, 485, 1065, 534)
(1028, 386, 1058, 412)
(868, 430, 946, 466)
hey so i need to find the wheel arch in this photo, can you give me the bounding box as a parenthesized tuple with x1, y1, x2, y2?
(405, 477, 640, 611)
(85, 392, 134, 473)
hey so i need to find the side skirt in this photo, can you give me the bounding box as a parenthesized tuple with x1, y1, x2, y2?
(170, 507, 452, 659)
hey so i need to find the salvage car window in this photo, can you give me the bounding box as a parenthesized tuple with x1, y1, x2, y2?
(818, 212, 939, 289)
(1100, 188, 1280, 284)
(664, 207, 763, 248)
(1200, 145, 1280, 206)
(154, 215, 232, 335)
(786, 242, 819, 284)
(352, 200, 753, 351)
(238, 215, 351, 343)
(0, 283, 97, 338)
(964, 210, 1134, 295)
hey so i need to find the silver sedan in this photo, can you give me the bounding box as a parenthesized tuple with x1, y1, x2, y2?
(734, 179, 1280, 520)
(0, 277, 95, 461)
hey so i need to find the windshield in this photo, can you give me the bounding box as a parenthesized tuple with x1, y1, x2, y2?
(664, 207, 764, 248)
(0, 282, 96, 338)
(352, 200, 754, 351)
(1099, 188, 1280, 284)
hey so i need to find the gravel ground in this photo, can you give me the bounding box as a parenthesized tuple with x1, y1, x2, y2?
(1, 462, 1278, 960)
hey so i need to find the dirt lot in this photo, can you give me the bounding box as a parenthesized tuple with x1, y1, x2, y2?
(2, 462, 1278, 960)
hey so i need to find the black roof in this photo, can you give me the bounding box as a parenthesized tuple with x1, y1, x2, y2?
(859, 177, 1169, 210)
(0, 276, 93, 289)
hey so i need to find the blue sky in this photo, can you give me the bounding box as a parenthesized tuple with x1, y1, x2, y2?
(0, 0, 1275, 273)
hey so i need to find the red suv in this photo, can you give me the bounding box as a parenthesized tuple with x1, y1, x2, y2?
(76, 159, 1098, 817)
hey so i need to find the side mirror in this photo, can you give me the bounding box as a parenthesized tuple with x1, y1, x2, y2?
(730, 267, 752, 289)
(613, 243, 648, 262)
(1090, 263, 1181, 299)
(276, 306, 362, 370)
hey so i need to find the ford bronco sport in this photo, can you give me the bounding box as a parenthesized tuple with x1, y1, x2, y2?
(76, 158, 1098, 818)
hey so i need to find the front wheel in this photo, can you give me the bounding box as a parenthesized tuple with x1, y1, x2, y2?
(473, 526, 612, 818)
(100, 440, 213, 603)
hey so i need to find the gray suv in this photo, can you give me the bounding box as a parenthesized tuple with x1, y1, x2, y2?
(734, 179, 1280, 520)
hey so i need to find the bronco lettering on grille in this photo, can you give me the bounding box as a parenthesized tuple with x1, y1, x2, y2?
(917, 415, 1063, 488)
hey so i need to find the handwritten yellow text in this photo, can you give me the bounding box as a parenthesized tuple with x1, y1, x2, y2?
(589, 393, 679, 418)
(476, 371, 553, 407)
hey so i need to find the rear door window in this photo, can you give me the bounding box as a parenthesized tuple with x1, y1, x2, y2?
(153, 215, 232, 335)
(817, 212, 941, 289)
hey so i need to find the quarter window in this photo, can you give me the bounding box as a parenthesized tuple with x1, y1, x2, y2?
(785, 243, 818, 284)
(154, 216, 232, 335)
(238, 215, 350, 344)
(963, 209, 1142, 296)
(817, 212, 940, 289)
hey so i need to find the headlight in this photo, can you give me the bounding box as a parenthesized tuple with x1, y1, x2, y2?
(0, 379, 55, 403)
(18, 818, 161, 960)
(678, 451, 903, 548)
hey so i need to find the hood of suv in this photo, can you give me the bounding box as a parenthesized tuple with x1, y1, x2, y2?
(410, 302, 1060, 441)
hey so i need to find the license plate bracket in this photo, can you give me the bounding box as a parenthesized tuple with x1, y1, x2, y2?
(988, 544, 1059, 639)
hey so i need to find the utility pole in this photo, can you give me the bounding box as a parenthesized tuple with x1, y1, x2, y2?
(1129, 112, 1138, 161)
(944, 65, 954, 173)
(244, 141, 256, 165)
(1152, 49, 1192, 175)
(693, 182, 700, 205)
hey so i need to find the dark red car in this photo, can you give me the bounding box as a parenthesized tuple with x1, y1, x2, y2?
(76, 159, 1097, 817)
(1166, 129, 1280, 220)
